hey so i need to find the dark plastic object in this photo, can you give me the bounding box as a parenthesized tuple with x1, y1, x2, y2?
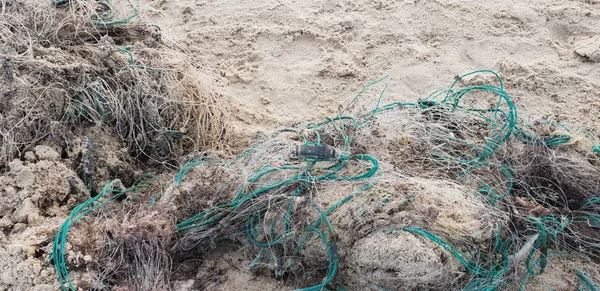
(296, 144, 336, 160)
(418, 99, 439, 108)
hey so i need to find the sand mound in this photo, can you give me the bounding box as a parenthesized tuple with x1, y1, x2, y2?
(0, 222, 62, 290)
(0, 0, 230, 169)
(0, 146, 86, 225)
(0, 146, 82, 290)
(344, 231, 459, 290)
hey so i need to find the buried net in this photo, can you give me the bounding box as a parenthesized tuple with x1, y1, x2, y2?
(0, 0, 229, 169)
(51, 70, 600, 290)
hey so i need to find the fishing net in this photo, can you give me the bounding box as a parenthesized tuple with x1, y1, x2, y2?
(7, 2, 598, 288)
(48, 68, 600, 290)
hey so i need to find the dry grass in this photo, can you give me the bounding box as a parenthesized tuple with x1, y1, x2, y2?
(511, 144, 600, 211)
(0, 0, 230, 169)
(71, 194, 176, 290)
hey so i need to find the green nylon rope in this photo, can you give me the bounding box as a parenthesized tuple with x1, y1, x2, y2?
(174, 157, 208, 186)
(53, 182, 114, 290)
(52, 176, 156, 290)
(523, 216, 569, 276)
(175, 149, 377, 290)
(380, 226, 513, 290)
(576, 269, 598, 291)
(294, 202, 339, 291)
(55, 0, 139, 27)
(174, 70, 582, 290)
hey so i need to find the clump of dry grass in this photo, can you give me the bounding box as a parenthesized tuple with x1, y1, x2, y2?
(0, 0, 230, 169)
(72, 198, 176, 291)
(508, 144, 600, 262)
(110, 210, 174, 291)
(511, 144, 600, 211)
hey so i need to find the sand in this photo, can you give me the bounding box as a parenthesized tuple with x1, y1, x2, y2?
(145, 0, 600, 137)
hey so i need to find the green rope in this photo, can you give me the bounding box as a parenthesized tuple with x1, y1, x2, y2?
(399, 227, 501, 277)
(349, 74, 390, 106)
(52, 176, 155, 290)
(55, 0, 139, 27)
(177, 154, 378, 231)
(582, 197, 600, 209)
(175, 70, 570, 289)
(293, 202, 338, 291)
(177, 149, 377, 290)
(523, 216, 569, 276)
(92, 0, 139, 27)
(53, 183, 112, 290)
(174, 157, 208, 186)
(576, 269, 598, 291)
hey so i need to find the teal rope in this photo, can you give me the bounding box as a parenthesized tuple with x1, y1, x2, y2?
(400, 227, 491, 276)
(177, 153, 378, 231)
(523, 216, 569, 276)
(174, 157, 208, 186)
(52, 176, 156, 290)
(293, 202, 338, 291)
(92, 0, 139, 27)
(175, 70, 538, 289)
(576, 269, 598, 291)
(54, 70, 590, 290)
(53, 182, 114, 290)
(349, 74, 390, 106)
(177, 150, 377, 290)
(398, 227, 511, 290)
(582, 197, 600, 209)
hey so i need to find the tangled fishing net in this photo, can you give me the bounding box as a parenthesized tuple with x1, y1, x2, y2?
(2, 1, 599, 289)
(46, 68, 600, 291)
